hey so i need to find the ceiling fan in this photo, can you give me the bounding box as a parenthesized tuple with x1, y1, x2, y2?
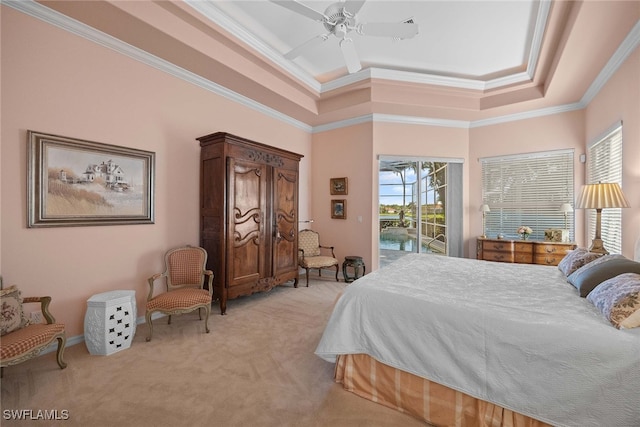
(270, 0, 419, 73)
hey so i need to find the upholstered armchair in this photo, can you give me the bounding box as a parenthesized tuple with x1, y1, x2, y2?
(0, 286, 67, 377)
(145, 246, 214, 341)
(298, 229, 339, 286)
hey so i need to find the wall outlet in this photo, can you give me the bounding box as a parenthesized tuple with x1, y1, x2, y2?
(30, 311, 43, 324)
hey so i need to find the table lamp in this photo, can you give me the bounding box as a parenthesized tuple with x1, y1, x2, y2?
(575, 182, 629, 254)
(559, 203, 573, 242)
(480, 204, 490, 238)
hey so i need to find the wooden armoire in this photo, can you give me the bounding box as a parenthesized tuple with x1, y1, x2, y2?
(198, 132, 303, 314)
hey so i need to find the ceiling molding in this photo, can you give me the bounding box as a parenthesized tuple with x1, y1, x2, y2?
(580, 19, 640, 106)
(7, 0, 638, 135)
(5, 0, 313, 133)
(188, 0, 551, 94)
(184, 0, 322, 93)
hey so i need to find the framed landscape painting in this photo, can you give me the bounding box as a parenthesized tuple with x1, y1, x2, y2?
(27, 130, 155, 227)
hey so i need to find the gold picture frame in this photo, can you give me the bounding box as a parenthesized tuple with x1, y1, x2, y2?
(331, 199, 346, 219)
(330, 177, 348, 195)
(27, 130, 155, 227)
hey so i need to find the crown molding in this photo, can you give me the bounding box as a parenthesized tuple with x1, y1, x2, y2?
(6, 0, 637, 135)
(184, 0, 322, 93)
(581, 19, 640, 105)
(188, 0, 551, 94)
(4, 0, 312, 133)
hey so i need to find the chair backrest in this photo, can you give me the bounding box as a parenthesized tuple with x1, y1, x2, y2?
(298, 229, 321, 257)
(165, 246, 207, 288)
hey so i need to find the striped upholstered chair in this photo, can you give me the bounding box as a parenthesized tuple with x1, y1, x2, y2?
(0, 285, 67, 377)
(145, 246, 214, 341)
(298, 229, 339, 287)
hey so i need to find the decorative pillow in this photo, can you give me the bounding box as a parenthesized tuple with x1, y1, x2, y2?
(587, 273, 640, 329)
(557, 248, 602, 277)
(567, 257, 640, 297)
(0, 285, 30, 336)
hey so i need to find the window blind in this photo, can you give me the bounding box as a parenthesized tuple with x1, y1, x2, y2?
(481, 150, 574, 240)
(587, 124, 623, 254)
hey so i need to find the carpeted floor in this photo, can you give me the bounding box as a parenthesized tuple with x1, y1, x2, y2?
(1, 278, 425, 427)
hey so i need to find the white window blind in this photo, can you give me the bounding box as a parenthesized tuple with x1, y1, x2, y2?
(481, 150, 574, 240)
(587, 124, 623, 254)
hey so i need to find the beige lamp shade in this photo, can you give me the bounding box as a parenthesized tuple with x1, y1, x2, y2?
(575, 182, 630, 254)
(480, 204, 490, 213)
(576, 183, 630, 209)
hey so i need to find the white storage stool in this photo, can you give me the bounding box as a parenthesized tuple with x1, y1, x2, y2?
(84, 290, 137, 355)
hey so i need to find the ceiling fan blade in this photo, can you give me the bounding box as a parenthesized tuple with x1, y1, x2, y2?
(284, 34, 329, 59)
(359, 22, 419, 39)
(270, 0, 327, 22)
(343, 0, 367, 15)
(340, 39, 362, 73)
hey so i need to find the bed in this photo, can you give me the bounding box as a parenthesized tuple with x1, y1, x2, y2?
(315, 253, 640, 427)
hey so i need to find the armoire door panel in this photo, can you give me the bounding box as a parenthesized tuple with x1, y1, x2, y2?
(227, 158, 267, 288)
(273, 168, 298, 276)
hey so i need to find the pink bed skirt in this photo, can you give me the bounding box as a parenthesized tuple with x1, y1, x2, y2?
(335, 354, 550, 427)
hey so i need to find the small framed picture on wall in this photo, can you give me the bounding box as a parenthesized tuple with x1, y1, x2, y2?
(330, 177, 348, 195)
(331, 199, 346, 219)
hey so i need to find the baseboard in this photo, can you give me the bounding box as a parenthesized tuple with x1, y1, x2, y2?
(37, 312, 166, 355)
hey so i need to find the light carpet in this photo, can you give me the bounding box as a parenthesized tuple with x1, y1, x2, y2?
(1, 278, 424, 427)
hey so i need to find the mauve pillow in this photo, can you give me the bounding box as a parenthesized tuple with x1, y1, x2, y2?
(567, 257, 640, 297)
(557, 248, 602, 277)
(587, 273, 640, 329)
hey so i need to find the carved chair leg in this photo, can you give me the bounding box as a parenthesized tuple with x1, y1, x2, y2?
(334, 264, 339, 282)
(198, 307, 203, 321)
(204, 306, 211, 334)
(145, 311, 154, 342)
(168, 315, 172, 325)
(56, 334, 68, 370)
(305, 268, 310, 287)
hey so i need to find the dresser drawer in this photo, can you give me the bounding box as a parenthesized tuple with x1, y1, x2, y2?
(533, 243, 574, 256)
(534, 253, 565, 266)
(514, 251, 534, 264)
(482, 240, 513, 252)
(482, 250, 514, 263)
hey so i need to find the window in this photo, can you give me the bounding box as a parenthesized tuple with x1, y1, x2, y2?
(481, 150, 574, 240)
(586, 123, 623, 253)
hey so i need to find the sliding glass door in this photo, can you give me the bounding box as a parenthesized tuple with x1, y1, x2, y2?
(379, 157, 462, 268)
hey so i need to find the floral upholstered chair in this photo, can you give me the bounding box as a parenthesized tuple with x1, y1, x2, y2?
(0, 285, 67, 377)
(298, 229, 339, 286)
(145, 246, 214, 341)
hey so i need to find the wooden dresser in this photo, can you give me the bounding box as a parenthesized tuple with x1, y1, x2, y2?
(477, 238, 576, 266)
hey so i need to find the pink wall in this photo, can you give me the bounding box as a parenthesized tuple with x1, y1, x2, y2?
(310, 123, 374, 270)
(0, 8, 311, 337)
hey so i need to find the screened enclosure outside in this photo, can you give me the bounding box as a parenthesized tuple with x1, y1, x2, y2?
(481, 150, 575, 241)
(379, 157, 463, 266)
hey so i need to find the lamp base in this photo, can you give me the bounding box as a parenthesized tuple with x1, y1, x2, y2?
(589, 238, 609, 255)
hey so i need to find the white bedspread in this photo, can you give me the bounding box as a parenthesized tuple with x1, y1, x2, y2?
(315, 254, 640, 427)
